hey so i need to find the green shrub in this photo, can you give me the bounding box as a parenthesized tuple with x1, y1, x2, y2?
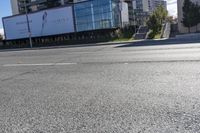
(147, 30, 156, 39)
(114, 26, 137, 39)
(147, 6, 168, 37)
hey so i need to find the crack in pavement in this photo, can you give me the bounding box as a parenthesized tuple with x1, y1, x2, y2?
(0, 70, 36, 82)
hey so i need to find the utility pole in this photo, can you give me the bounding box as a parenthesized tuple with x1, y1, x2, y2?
(24, 0, 33, 48)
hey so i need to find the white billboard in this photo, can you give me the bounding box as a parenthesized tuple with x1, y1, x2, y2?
(3, 6, 75, 40)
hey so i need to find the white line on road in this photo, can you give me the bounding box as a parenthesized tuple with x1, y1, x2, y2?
(3, 63, 77, 67)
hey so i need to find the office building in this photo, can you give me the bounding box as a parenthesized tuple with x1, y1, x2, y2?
(73, 0, 126, 32)
(132, 0, 150, 25)
(177, 0, 200, 33)
(149, 0, 167, 12)
(10, 0, 73, 15)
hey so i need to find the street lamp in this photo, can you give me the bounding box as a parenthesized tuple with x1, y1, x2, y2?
(24, 0, 33, 48)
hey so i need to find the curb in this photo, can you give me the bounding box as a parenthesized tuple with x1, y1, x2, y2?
(0, 40, 134, 52)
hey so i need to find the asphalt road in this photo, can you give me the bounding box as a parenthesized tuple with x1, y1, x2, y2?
(1, 41, 200, 132)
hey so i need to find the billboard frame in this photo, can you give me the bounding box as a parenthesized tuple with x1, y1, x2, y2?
(2, 4, 75, 41)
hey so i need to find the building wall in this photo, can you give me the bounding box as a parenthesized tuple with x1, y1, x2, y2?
(132, 0, 150, 26)
(10, 0, 19, 15)
(124, 0, 139, 25)
(178, 0, 200, 33)
(142, 0, 149, 12)
(74, 0, 121, 32)
(148, 0, 167, 12)
(133, 0, 149, 12)
(10, 0, 72, 15)
(124, 0, 149, 26)
(121, 1, 129, 27)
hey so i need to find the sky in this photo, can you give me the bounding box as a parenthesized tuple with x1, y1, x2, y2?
(0, 0, 11, 34)
(0, 0, 177, 35)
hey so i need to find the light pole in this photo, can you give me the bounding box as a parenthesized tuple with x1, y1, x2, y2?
(24, 0, 32, 48)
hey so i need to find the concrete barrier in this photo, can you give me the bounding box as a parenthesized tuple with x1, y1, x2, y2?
(176, 33, 200, 40)
(162, 23, 171, 39)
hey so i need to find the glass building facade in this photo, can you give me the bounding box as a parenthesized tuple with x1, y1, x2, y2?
(74, 0, 121, 32)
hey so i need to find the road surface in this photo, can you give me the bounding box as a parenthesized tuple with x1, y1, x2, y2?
(1, 41, 200, 132)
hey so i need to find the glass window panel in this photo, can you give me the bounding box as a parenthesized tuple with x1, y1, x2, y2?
(74, 0, 119, 32)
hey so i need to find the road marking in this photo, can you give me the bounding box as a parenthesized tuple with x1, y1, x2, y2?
(3, 63, 77, 67)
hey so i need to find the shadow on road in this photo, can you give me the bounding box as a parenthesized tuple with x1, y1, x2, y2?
(116, 38, 200, 48)
(0, 42, 119, 53)
(1, 38, 200, 53)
